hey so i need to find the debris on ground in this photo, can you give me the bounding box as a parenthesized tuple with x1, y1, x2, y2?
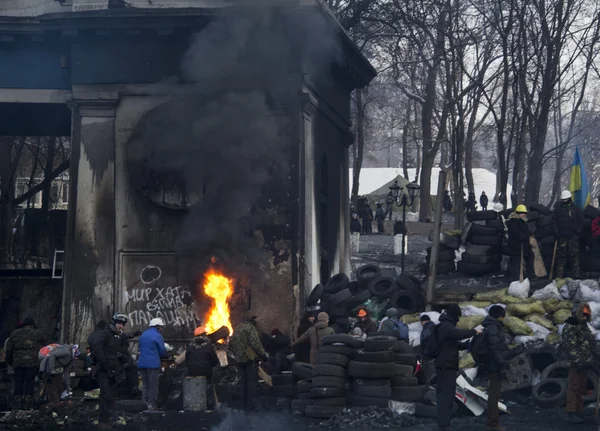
(317, 407, 420, 429)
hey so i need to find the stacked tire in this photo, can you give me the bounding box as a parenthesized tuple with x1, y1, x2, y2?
(531, 361, 598, 408)
(458, 216, 503, 276)
(268, 372, 298, 400)
(291, 362, 314, 415)
(426, 231, 460, 274)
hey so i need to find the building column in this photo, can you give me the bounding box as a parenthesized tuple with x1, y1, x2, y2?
(340, 136, 352, 275)
(62, 92, 118, 343)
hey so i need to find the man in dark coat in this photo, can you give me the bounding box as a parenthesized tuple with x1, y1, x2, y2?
(552, 190, 583, 278)
(355, 308, 377, 335)
(5, 317, 46, 409)
(435, 304, 480, 431)
(90, 313, 128, 426)
(350, 213, 362, 233)
(385, 191, 395, 220)
(443, 190, 453, 212)
(262, 329, 291, 374)
(505, 205, 534, 279)
(467, 191, 477, 212)
(375, 202, 386, 234)
(481, 306, 524, 430)
(562, 303, 600, 424)
(294, 311, 315, 363)
(480, 191, 489, 211)
(419, 315, 435, 347)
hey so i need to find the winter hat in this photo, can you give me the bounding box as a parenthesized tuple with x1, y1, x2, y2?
(420, 315, 431, 322)
(317, 312, 329, 322)
(386, 308, 399, 318)
(357, 309, 368, 318)
(22, 317, 36, 328)
(489, 305, 506, 319)
(446, 304, 462, 318)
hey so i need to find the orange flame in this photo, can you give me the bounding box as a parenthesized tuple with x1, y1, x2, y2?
(202, 269, 234, 336)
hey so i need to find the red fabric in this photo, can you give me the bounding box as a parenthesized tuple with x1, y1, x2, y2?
(592, 217, 600, 238)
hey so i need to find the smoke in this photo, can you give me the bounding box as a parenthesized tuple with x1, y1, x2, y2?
(136, 3, 342, 296)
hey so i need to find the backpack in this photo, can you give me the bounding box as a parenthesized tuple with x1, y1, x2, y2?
(378, 318, 409, 341)
(38, 343, 60, 361)
(422, 324, 442, 359)
(469, 330, 489, 365)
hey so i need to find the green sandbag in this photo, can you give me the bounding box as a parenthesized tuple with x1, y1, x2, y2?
(500, 295, 539, 304)
(474, 288, 508, 302)
(504, 316, 533, 336)
(525, 314, 554, 330)
(553, 309, 572, 324)
(456, 315, 484, 330)
(547, 333, 560, 344)
(554, 278, 572, 289)
(506, 301, 546, 317)
(400, 313, 420, 324)
(458, 301, 493, 309)
(543, 298, 572, 314)
(459, 353, 475, 369)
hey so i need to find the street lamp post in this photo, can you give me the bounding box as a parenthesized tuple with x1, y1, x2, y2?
(389, 179, 421, 274)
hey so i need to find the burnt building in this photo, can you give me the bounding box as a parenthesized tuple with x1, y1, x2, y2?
(0, 0, 375, 343)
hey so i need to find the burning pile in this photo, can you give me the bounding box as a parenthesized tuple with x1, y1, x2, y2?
(202, 269, 234, 336)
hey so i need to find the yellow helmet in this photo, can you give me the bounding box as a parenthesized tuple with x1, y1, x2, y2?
(515, 204, 527, 213)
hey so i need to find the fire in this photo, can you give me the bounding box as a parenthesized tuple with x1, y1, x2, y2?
(202, 269, 234, 336)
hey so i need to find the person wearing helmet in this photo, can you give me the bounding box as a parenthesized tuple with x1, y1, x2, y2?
(355, 308, 376, 335)
(561, 303, 600, 424)
(89, 313, 128, 426)
(505, 205, 534, 279)
(138, 318, 168, 411)
(552, 190, 583, 278)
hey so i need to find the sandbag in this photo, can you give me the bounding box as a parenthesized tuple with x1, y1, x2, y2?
(459, 353, 475, 369)
(408, 322, 422, 332)
(547, 333, 560, 344)
(474, 288, 508, 302)
(575, 281, 600, 303)
(456, 315, 484, 330)
(513, 335, 540, 345)
(499, 295, 538, 304)
(531, 282, 561, 301)
(543, 298, 573, 314)
(458, 301, 493, 309)
(506, 301, 546, 317)
(460, 305, 488, 317)
(504, 316, 533, 336)
(526, 322, 551, 339)
(555, 278, 571, 289)
(589, 302, 600, 319)
(553, 309, 572, 324)
(525, 314, 554, 330)
(419, 311, 440, 324)
(508, 278, 531, 299)
(409, 330, 421, 346)
(400, 313, 420, 324)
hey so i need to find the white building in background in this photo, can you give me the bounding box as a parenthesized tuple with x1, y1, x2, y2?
(14, 174, 69, 210)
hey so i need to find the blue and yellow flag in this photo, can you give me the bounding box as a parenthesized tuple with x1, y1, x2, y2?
(569, 146, 591, 209)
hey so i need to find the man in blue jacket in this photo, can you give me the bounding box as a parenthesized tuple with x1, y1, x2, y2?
(138, 318, 168, 411)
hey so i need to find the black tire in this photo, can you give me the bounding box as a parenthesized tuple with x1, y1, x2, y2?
(364, 336, 397, 352)
(353, 378, 391, 386)
(348, 281, 361, 293)
(329, 305, 348, 318)
(468, 235, 502, 246)
(310, 387, 345, 399)
(350, 396, 389, 408)
(322, 334, 364, 349)
(356, 264, 381, 288)
(439, 231, 460, 250)
(348, 361, 395, 379)
(270, 385, 298, 397)
(311, 364, 346, 378)
(460, 253, 502, 265)
(115, 400, 147, 413)
(532, 378, 567, 408)
(414, 402, 437, 417)
(292, 362, 314, 380)
(394, 353, 416, 366)
(529, 202, 552, 216)
(525, 210, 541, 222)
(354, 385, 391, 398)
(396, 274, 420, 293)
(584, 205, 600, 220)
(298, 392, 312, 400)
(353, 349, 395, 363)
(389, 290, 419, 313)
(305, 405, 344, 418)
(291, 399, 311, 415)
(306, 284, 325, 307)
(372, 330, 401, 340)
(436, 261, 456, 274)
(391, 375, 418, 386)
(272, 373, 295, 386)
(329, 288, 352, 306)
(466, 210, 498, 222)
(394, 364, 413, 377)
(425, 251, 455, 263)
(297, 380, 311, 393)
(584, 372, 599, 403)
(535, 225, 554, 240)
(538, 235, 556, 246)
(464, 243, 500, 256)
(486, 219, 504, 230)
(394, 341, 414, 354)
(312, 397, 346, 407)
(324, 273, 350, 294)
(390, 385, 429, 402)
(311, 376, 346, 389)
(317, 353, 350, 367)
(346, 289, 372, 310)
(319, 344, 354, 357)
(537, 215, 553, 228)
(469, 224, 502, 237)
(540, 361, 569, 380)
(457, 260, 501, 276)
(368, 277, 398, 299)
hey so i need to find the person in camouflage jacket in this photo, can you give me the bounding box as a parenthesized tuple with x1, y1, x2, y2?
(5, 317, 46, 409)
(230, 311, 267, 410)
(561, 303, 600, 424)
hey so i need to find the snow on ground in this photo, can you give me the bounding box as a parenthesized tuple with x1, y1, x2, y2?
(349, 167, 512, 200)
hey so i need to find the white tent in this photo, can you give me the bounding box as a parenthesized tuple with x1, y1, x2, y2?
(349, 167, 512, 201)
